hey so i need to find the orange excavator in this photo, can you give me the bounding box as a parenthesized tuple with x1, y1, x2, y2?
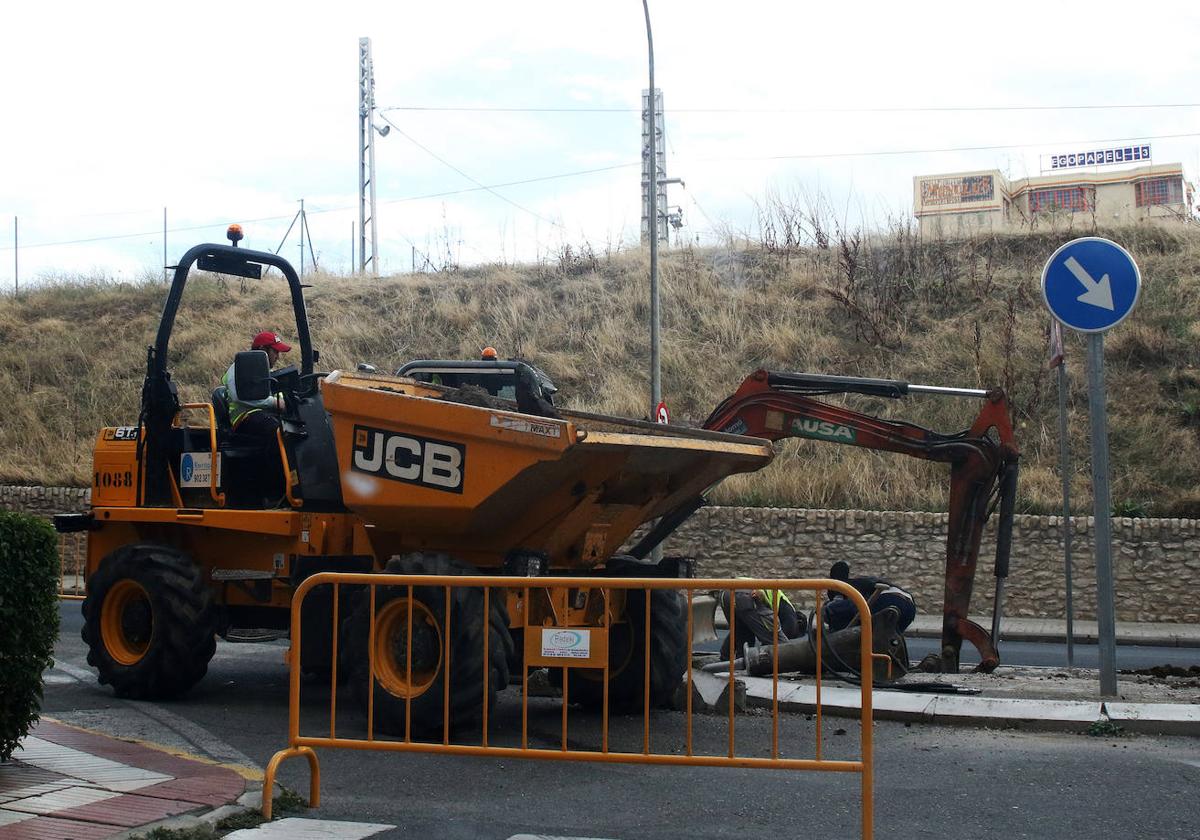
(627, 369, 1020, 674)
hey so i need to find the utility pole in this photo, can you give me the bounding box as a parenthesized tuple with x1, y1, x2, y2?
(641, 89, 682, 247)
(642, 1, 663, 563)
(358, 37, 381, 276)
(643, 0, 660, 427)
(301, 202, 316, 274)
(640, 88, 664, 245)
(12, 216, 17, 296)
(274, 200, 316, 276)
(162, 208, 168, 282)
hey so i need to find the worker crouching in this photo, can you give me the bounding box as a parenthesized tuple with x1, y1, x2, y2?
(718, 587, 807, 661)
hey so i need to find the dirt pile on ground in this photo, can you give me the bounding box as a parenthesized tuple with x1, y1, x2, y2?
(1123, 665, 1200, 689)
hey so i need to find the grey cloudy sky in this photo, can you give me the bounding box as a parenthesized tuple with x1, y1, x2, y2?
(1, 0, 1197, 282)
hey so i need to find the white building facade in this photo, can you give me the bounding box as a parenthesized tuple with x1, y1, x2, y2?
(914, 156, 1195, 236)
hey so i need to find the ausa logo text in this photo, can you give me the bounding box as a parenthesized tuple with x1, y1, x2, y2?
(352, 425, 465, 493)
(790, 417, 856, 443)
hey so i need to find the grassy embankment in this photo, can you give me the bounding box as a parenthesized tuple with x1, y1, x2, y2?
(1, 224, 1198, 515)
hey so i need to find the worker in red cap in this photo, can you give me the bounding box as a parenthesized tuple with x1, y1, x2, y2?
(219, 331, 292, 436)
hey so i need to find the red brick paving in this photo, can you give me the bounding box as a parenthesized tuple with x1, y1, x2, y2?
(0, 720, 248, 840)
(47, 792, 198, 828)
(0, 815, 116, 840)
(30, 724, 208, 778)
(0, 764, 69, 802)
(138, 773, 247, 808)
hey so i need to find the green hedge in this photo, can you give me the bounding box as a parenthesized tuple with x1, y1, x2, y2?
(0, 511, 60, 761)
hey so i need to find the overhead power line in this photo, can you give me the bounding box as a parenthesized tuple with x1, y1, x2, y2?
(694, 131, 1200, 164)
(381, 102, 1200, 115)
(0, 213, 299, 252)
(376, 163, 639, 207)
(1, 164, 639, 251)
(5, 130, 1196, 252)
(376, 114, 564, 228)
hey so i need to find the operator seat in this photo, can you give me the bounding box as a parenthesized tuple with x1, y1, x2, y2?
(209, 385, 285, 508)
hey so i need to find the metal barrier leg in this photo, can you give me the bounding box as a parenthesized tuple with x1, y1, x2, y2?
(261, 746, 321, 819)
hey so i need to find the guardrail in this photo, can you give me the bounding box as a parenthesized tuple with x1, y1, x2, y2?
(264, 573, 876, 838)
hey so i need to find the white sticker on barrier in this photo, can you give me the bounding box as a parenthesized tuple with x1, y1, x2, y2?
(540, 628, 591, 659)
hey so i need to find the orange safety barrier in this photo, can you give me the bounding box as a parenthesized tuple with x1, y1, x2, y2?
(264, 573, 876, 838)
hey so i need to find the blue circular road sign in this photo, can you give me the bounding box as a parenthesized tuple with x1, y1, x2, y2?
(1041, 237, 1140, 333)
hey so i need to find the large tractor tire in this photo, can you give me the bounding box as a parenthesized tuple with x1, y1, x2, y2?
(560, 586, 688, 712)
(81, 544, 218, 699)
(340, 552, 513, 737)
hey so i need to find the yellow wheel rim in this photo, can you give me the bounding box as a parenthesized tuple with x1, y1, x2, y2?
(101, 579, 152, 666)
(373, 598, 442, 699)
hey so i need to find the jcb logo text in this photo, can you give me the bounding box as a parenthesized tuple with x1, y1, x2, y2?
(352, 425, 465, 493)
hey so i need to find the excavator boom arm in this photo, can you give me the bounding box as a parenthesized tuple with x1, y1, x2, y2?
(703, 369, 1020, 673)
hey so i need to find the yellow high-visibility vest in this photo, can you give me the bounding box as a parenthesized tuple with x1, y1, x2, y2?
(221, 364, 281, 428)
(758, 589, 792, 610)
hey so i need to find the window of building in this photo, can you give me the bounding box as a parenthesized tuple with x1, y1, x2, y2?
(1134, 177, 1184, 207)
(1028, 186, 1092, 213)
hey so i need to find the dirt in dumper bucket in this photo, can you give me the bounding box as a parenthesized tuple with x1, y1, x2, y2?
(440, 385, 510, 409)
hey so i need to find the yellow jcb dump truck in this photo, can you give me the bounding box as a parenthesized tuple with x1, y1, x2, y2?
(55, 230, 773, 733)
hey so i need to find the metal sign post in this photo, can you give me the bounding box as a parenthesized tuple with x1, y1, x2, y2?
(1085, 333, 1117, 694)
(1041, 237, 1141, 697)
(1049, 321, 1075, 668)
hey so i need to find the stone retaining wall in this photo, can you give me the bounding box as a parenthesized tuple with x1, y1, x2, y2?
(0, 485, 91, 516)
(1, 486, 91, 576)
(656, 507, 1200, 624)
(3, 485, 1197, 623)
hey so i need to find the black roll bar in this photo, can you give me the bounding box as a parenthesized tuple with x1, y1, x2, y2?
(138, 242, 312, 506)
(154, 243, 314, 378)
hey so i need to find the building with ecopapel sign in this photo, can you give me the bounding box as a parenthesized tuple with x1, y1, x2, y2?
(914, 154, 1195, 235)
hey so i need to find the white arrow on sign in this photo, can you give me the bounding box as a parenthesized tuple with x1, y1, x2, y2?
(1064, 256, 1114, 311)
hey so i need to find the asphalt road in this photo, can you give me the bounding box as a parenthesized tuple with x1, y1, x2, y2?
(47, 603, 1200, 839)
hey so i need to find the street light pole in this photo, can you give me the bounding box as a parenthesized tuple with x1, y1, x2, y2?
(643, 0, 660, 422)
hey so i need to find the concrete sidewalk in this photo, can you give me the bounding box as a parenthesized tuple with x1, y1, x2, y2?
(0, 718, 247, 840)
(690, 653, 1200, 736)
(906, 615, 1200, 647)
(698, 604, 1200, 734)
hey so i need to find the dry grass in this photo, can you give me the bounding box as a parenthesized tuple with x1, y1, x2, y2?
(2, 223, 1199, 515)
